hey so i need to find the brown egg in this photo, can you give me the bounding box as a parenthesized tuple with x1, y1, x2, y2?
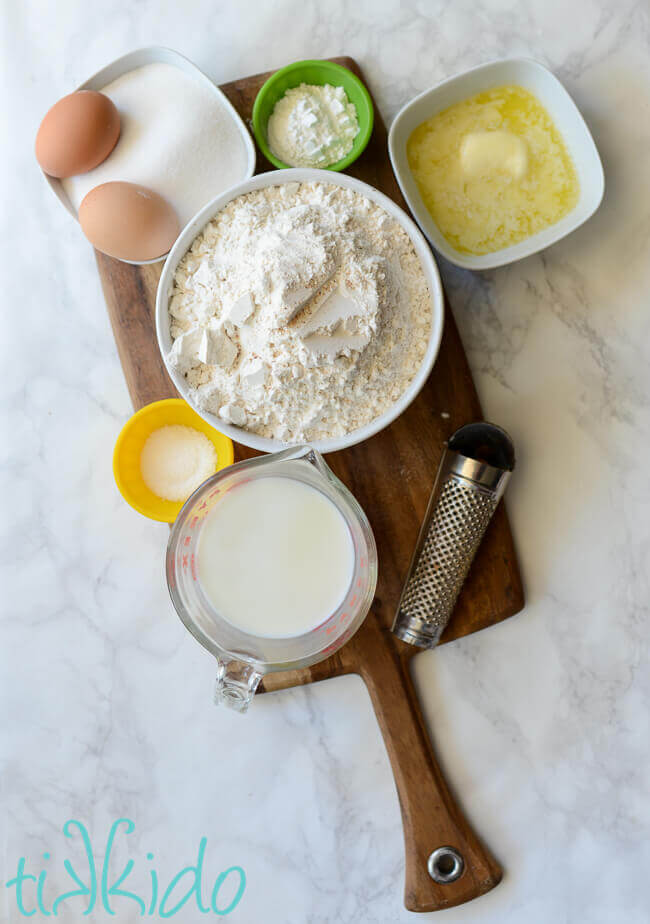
(78, 182, 179, 262)
(35, 90, 120, 178)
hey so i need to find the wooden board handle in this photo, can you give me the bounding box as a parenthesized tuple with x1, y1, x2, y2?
(351, 620, 502, 912)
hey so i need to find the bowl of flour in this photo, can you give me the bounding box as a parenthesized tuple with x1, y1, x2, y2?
(156, 169, 444, 453)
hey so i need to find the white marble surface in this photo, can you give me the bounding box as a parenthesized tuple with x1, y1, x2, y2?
(3, 1, 650, 921)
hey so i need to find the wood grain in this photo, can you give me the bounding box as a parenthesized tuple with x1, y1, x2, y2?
(96, 57, 524, 912)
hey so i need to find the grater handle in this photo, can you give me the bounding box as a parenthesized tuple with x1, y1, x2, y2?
(354, 618, 502, 912)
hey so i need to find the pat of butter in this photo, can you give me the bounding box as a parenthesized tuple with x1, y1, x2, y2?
(460, 131, 529, 181)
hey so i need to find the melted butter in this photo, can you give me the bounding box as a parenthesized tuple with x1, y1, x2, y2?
(407, 85, 580, 255)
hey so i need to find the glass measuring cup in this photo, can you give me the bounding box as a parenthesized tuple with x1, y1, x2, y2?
(166, 446, 378, 713)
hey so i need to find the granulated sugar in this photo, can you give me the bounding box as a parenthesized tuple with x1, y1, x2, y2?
(63, 63, 250, 226)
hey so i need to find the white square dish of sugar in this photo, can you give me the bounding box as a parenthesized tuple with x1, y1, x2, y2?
(42, 46, 256, 264)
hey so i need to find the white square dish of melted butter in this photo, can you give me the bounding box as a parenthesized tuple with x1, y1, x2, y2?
(388, 58, 604, 270)
(406, 85, 579, 256)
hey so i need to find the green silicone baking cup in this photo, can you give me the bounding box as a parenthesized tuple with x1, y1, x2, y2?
(252, 59, 374, 171)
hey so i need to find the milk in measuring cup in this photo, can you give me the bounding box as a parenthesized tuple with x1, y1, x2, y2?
(197, 476, 355, 638)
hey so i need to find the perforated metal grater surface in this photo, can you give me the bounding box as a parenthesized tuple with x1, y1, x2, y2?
(393, 423, 515, 649)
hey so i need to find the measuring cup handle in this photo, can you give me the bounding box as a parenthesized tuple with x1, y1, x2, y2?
(214, 654, 262, 713)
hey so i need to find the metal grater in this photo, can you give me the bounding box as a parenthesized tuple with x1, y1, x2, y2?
(392, 422, 515, 649)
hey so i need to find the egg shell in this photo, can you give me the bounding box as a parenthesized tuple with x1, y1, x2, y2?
(35, 90, 121, 179)
(78, 181, 179, 262)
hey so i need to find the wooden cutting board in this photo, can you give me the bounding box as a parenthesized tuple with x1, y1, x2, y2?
(96, 57, 524, 913)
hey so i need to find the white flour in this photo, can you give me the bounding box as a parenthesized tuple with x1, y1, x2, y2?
(167, 181, 432, 442)
(63, 63, 250, 226)
(267, 83, 359, 168)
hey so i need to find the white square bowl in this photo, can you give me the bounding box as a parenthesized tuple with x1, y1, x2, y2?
(388, 58, 604, 270)
(40, 46, 256, 265)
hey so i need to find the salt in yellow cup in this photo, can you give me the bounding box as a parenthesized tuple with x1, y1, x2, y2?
(113, 399, 235, 523)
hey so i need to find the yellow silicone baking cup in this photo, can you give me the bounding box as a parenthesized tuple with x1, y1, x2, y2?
(113, 398, 235, 523)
